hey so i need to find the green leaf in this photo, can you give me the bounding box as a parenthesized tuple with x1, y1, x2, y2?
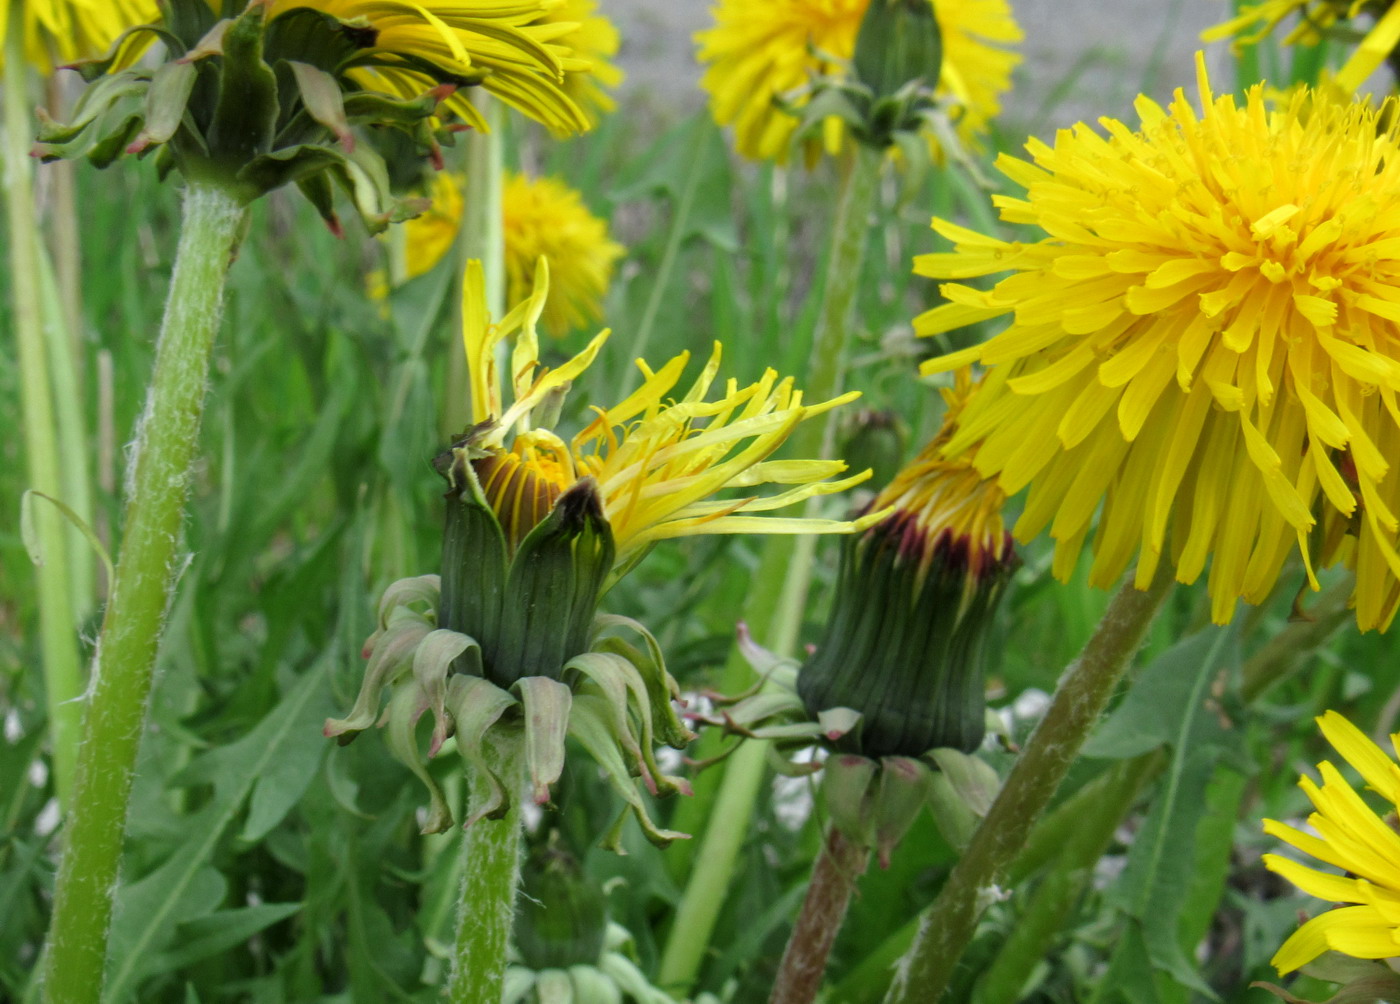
(610, 115, 739, 252)
(152, 902, 302, 972)
(104, 663, 330, 1002)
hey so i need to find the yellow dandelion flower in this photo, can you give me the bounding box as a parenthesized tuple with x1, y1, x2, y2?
(265, 0, 589, 134)
(539, 0, 624, 127)
(0, 0, 154, 73)
(1203, 0, 1400, 96)
(458, 257, 874, 569)
(1263, 711, 1400, 973)
(501, 172, 624, 334)
(695, 0, 1021, 164)
(917, 55, 1400, 629)
(397, 171, 623, 335)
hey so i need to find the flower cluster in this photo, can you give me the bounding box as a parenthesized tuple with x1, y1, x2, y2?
(328, 258, 875, 846)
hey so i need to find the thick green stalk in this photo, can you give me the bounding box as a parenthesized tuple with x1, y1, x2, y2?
(658, 141, 883, 995)
(43, 182, 247, 1004)
(6, 5, 82, 812)
(447, 735, 525, 1003)
(882, 567, 1173, 1004)
(442, 92, 503, 437)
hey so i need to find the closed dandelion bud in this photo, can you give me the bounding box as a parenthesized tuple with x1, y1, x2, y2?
(853, 0, 943, 105)
(798, 384, 1016, 757)
(514, 844, 609, 971)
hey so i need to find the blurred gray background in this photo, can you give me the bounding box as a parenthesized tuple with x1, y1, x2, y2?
(606, 0, 1235, 138)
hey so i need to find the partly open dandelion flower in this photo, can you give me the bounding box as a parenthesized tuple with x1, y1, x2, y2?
(0, 0, 153, 72)
(395, 171, 622, 335)
(264, 0, 589, 134)
(917, 55, 1400, 628)
(1203, 0, 1400, 96)
(539, 0, 623, 126)
(695, 0, 1020, 164)
(1263, 711, 1400, 973)
(456, 257, 874, 572)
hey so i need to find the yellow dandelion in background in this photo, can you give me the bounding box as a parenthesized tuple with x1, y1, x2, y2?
(1203, 0, 1400, 96)
(695, 0, 1021, 164)
(0, 0, 154, 73)
(396, 171, 623, 335)
(917, 55, 1400, 629)
(265, 0, 589, 134)
(459, 257, 874, 569)
(501, 172, 624, 334)
(539, 0, 624, 126)
(1263, 711, 1400, 973)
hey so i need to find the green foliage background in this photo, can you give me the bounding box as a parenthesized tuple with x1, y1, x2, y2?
(1, 24, 1396, 1004)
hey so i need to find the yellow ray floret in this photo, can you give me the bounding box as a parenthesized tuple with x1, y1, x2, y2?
(868, 370, 1013, 590)
(460, 257, 875, 568)
(0, 0, 155, 72)
(695, 0, 1020, 164)
(266, 0, 589, 134)
(917, 54, 1400, 629)
(1264, 710, 1400, 973)
(536, 0, 622, 127)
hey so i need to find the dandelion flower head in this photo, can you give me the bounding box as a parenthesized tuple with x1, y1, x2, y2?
(458, 258, 875, 572)
(263, 0, 590, 134)
(1263, 710, 1400, 973)
(917, 55, 1400, 629)
(537, 0, 623, 126)
(695, 0, 1021, 164)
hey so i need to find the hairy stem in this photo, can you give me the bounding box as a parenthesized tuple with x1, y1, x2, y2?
(770, 827, 870, 1004)
(43, 182, 246, 1004)
(883, 567, 1173, 1004)
(447, 735, 525, 1003)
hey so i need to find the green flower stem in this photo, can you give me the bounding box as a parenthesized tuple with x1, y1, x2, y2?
(976, 753, 1162, 1004)
(6, 8, 82, 812)
(37, 242, 97, 618)
(447, 733, 525, 1003)
(658, 141, 883, 996)
(770, 827, 870, 1004)
(43, 182, 247, 1004)
(39, 70, 96, 617)
(883, 566, 1173, 1004)
(443, 91, 503, 438)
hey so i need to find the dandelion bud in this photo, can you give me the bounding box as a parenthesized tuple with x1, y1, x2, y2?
(798, 420, 1016, 757)
(853, 0, 943, 105)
